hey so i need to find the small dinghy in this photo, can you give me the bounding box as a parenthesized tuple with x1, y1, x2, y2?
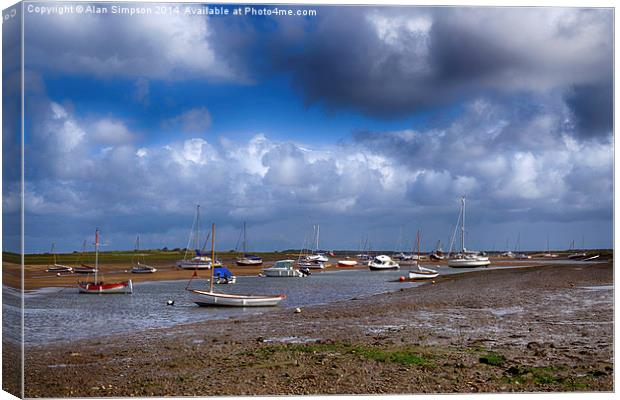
(337, 259, 358, 267)
(407, 265, 439, 280)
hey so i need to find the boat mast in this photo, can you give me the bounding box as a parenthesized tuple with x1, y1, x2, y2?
(209, 223, 215, 293)
(243, 222, 247, 254)
(94, 228, 100, 283)
(460, 196, 466, 253)
(51, 242, 57, 265)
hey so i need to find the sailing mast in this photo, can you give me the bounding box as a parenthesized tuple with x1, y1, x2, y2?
(243, 222, 247, 254)
(209, 223, 216, 293)
(460, 196, 466, 253)
(94, 229, 100, 284)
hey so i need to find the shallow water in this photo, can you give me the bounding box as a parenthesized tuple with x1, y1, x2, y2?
(18, 260, 605, 346)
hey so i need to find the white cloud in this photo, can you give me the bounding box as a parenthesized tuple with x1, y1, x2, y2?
(92, 119, 134, 144)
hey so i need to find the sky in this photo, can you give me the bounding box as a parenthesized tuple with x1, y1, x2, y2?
(2, 2, 614, 253)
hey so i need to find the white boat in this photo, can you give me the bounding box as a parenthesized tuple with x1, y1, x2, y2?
(297, 258, 325, 269)
(337, 259, 358, 267)
(74, 264, 98, 274)
(235, 222, 263, 266)
(501, 251, 515, 258)
(130, 236, 157, 273)
(262, 260, 304, 277)
(176, 256, 212, 269)
(515, 253, 532, 259)
(408, 265, 439, 280)
(191, 290, 285, 307)
(368, 255, 400, 270)
(188, 223, 285, 306)
(448, 253, 491, 268)
(77, 229, 133, 294)
(447, 197, 491, 268)
(567, 240, 586, 259)
(306, 253, 329, 263)
(131, 262, 157, 274)
(45, 242, 73, 273)
(176, 205, 214, 269)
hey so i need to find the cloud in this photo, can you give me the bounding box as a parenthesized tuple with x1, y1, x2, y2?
(163, 107, 213, 134)
(91, 119, 134, 144)
(24, 11, 240, 81)
(235, 7, 612, 134)
(22, 93, 612, 253)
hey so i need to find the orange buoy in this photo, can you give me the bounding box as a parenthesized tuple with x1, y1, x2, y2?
(399, 276, 406, 282)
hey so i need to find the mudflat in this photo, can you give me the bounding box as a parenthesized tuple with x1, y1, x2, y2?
(17, 261, 613, 396)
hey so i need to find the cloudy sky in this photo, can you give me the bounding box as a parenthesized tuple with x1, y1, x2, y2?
(3, 3, 613, 253)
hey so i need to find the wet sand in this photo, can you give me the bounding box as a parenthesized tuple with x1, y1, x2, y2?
(15, 260, 613, 397)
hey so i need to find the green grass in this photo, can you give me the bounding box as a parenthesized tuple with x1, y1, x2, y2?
(5, 250, 298, 265)
(503, 365, 567, 385)
(264, 342, 432, 366)
(479, 352, 505, 367)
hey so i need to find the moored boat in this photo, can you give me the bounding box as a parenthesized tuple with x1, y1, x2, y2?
(188, 223, 285, 307)
(177, 205, 213, 269)
(131, 235, 157, 273)
(407, 265, 439, 280)
(368, 255, 400, 270)
(191, 290, 285, 307)
(337, 258, 358, 267)
(263, 260, 304, 277)
(46, 242, 73, 273)
(77, 229, 133, 294)
(447, 197, 491, 268)
(235, 222, 263, 266)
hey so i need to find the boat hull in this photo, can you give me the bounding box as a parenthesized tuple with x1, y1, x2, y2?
(262, 268, 303, 277)
(236, 259, 263, 266)
(131, 268, 157, 273)
(448, 258, 490, 268)
(78, 280, 133, 294)
(46, 264, 73, 273)
(408, 270, 439, 279)
(190, 290, 284, 307)
(337, 260, 358, 267)
(176, 262, 212, 269)
(368, 264, 400, 270)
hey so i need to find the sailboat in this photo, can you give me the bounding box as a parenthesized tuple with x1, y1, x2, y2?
(187, 223, 285, 306)
(297, 225, 326, 269)
(176, 205, 213, 269)
(429, 240, 445, 261)
(73, 239, 98, 274)
(235, 222, 263, 266)
(406, 230, 438, 279)
(542, 236, 558, 258)
(447, 197, 491, 268)
(514, 233, 531, 259)
(567, 240, 587, 259)
(45, 242, 73, 273)
(131, 235, 157, 274)
(77, 229, 133, 294)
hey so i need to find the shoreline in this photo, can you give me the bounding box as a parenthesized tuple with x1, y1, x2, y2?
(15, 261, 613, 396)
(3, 253, 612, 290)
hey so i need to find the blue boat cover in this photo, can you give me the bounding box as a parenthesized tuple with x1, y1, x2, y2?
(213, 266, 234, 279)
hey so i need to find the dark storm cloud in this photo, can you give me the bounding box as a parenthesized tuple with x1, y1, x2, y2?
(564, 83, 613, 138)
(225, 7, 613, 126)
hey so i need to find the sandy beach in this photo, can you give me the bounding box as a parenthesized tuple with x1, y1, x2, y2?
(8, 260, 612, 397)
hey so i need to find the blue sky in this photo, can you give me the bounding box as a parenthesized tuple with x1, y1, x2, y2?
(2, 3, 613, 253)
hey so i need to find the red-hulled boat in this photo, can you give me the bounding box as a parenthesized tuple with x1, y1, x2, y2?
(77, 229, 133, 295)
